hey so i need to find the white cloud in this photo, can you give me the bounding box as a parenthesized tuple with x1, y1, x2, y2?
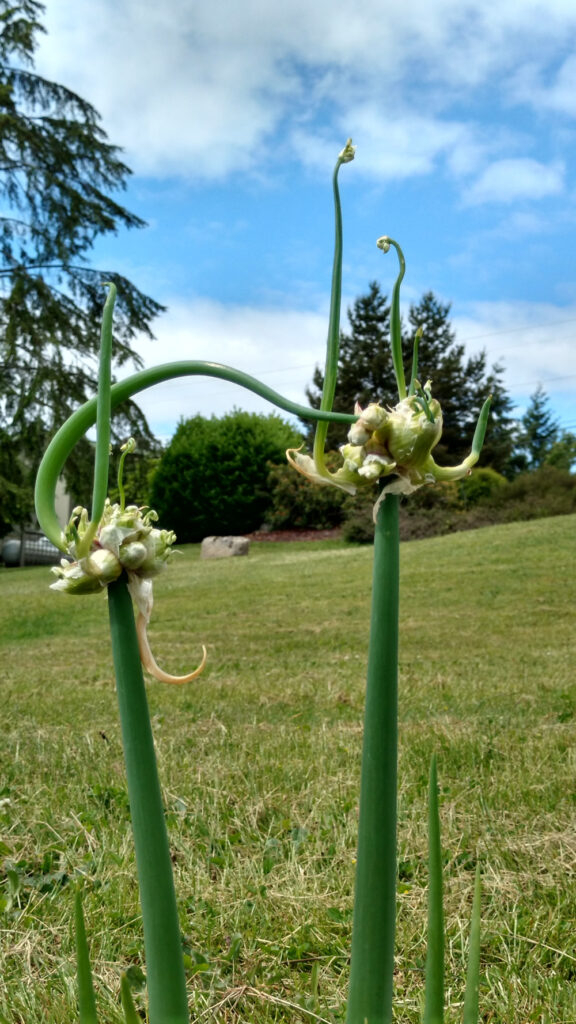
(293, 109, 484, 181)
(464, 159, 565, 204)
(453, 299, 576, 420)
(509, 54, 576, 118)
(34, 0, 576, 181)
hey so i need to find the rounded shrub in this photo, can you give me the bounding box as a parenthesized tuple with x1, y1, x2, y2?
(150, 410, 302, 542)
(342, 493, 375, 543)
(265, 461, 346, 530)
(457, 467, 508, 506)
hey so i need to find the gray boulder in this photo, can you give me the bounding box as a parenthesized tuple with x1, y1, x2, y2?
(200, 535, 250, 560)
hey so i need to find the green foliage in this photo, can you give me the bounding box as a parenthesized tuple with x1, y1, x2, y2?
(342, 464, 575, 545)
(341, 493, 376, 544)
(516, 386, 576, 474)
(0, 427, 34, 536)
(0, 0, 162, 519)
(546, 431, 576, 471)
(265, 461, 346, 530)
(150, 410, 302, 541)
(497, 464, 576, 515)
(457, 467, 508, 506)
(519, 386, 559, 469)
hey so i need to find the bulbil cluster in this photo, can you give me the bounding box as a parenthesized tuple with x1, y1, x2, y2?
(288, 383, 485, 511)
(51, 498, 206, 685)
(51, 501, 175, 595)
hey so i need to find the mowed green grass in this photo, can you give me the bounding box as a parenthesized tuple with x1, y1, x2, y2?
(0, 515, 575, 1024)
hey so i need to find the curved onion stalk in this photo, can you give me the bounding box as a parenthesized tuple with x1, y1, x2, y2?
(78, 286, 189, 1024)
(376, 236, 406, 400)
(35, 362, 357, 552)
(34, 286, 360, 1023)
(345, 230, 488, 1023)
(312, 138, 355, 474)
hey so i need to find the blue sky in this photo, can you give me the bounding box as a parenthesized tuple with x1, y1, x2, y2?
(35, 0, 576, 443)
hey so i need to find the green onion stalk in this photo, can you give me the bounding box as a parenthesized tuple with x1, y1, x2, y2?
(346, 491, 400, 1023)
(341, 239, 489, 1023)
(286, 149, 490, 1024)
(35, 139, 489, 1022)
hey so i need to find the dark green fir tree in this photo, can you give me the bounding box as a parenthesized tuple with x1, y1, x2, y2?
(0, 0, 163, 535)
(519, 385, 559, 469)
(403, 292, 516, 472)
(305, 281, 393, 450)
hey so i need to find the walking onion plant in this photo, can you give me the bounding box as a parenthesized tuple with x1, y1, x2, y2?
(34, 139, 488, 1023)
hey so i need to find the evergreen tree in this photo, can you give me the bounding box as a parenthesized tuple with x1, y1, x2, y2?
(545, 431, 576, 472)
(305, 281, 392, 450)
(0, 0, 163, 535)
(472, 364, 518, 477)
(520, 385, 559, 468)
(403, 292, 515, 472)
(150, 411, 302, 542)
(402, 291, 468, 464)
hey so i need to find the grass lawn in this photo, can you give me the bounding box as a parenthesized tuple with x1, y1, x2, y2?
(0, 514, 575, 1023)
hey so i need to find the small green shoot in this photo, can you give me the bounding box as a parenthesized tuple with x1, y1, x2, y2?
(462, 866, 482, 1024)
(120, 975, 142, 1024)
(408, 326, 423, 397)
(75, 891, 98, 1024)
(424, 755, 444, 1024)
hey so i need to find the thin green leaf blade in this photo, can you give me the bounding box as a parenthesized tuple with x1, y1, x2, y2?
(120, 974, 143, 1024)
(377, 236, 406, 399)
(462, 864, 482, 1024)
(313, 143, 354, 470)
(408, 326, 422, 397)
(75, 890, 98, 1024)
(471, 397, 492, 459)
(423, 754, 444, 1024)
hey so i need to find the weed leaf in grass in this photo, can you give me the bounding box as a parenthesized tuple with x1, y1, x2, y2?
(75, 891, 98, 1024)
(424, 754, 444, 1024)
(462, 865, 482, 1024)
(120, 975, 142, 1024)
